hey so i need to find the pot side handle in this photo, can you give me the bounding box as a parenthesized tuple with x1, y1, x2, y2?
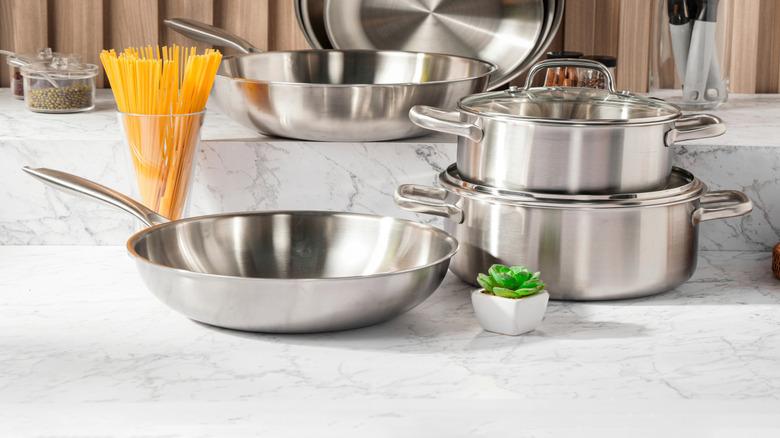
(692, 190, 753, 225)
(408, 106, 483, 142)
(665, 114, 726, 146)
(394, 184, 465, 224)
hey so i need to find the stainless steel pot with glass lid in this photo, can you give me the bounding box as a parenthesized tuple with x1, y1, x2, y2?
(395, 165, 752, 301)
(409, 58, 727, 194)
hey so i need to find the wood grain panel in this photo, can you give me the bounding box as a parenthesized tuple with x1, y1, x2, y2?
(728, 0, 760, 93)
(563, 0, 597, 55)
(756, 0, 780, 93)
(616, 0, 652, 92)
(107, 0, 158, 49)
(592, 0, 620, 57)
(49, 0, 104, 86)
(214, 0, 269, 53)
(268, 0, 309, 50)
(160, 0, 214, 50)
(0, 0, 14, 87)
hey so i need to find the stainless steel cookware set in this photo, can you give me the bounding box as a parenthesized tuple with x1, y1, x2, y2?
(26, 2, 753, 334)
(398, 58, 752, 301)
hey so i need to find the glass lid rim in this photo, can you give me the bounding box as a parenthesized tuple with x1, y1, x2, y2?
(457, 87, 682, 125)
(439, 164, 704, 205)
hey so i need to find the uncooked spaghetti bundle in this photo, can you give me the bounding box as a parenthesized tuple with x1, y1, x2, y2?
(100, 46, 222, 219)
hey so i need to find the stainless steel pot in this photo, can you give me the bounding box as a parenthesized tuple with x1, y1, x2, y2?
(24, 167, 458, 333)
(395, 165, 752, 300)
(409, 59, 727, 194)
(165, 19, 495, 142)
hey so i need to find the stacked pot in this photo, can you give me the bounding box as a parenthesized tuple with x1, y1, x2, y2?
(395, 59, 753, 301)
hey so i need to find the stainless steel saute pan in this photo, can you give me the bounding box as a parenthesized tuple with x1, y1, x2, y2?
(164, 19, 495, 142)
(24, 167, 458, 333)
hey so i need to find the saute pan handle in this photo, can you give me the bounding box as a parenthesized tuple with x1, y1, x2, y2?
(692, 190, 752, 225)
(164, 18, 261, 54)
(665, 114, 726, 146)
(22, 167, 169, 227)
(409, 106, 483, 142)
(394, 184, 464, 224)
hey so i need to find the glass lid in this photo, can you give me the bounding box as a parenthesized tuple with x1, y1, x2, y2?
(20, 55, 98, 79)
(458, 58, 682, 125)
(439, 164, 705, 208)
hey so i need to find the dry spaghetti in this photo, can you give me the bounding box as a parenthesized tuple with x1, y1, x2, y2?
(100, 46, 222, 219)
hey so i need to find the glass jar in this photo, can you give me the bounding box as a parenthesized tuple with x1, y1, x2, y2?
(578, 55, 617, 89)
(543, 51, 583, 87)
(649, 0, 728, 109)
(3, 48, 56, 100)
(21, 55, 98, 113)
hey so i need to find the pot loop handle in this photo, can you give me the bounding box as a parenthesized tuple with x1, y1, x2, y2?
(665, 114, 726, 146)
(521, 58, 616, 93)
(394, 184, 465, 224)
(408, 106, 483, 142)
(692, 190, 752, 225)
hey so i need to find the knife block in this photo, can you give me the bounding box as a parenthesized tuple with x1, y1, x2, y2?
(773, 243, 780, 280)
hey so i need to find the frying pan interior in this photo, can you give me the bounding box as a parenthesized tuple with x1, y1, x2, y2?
(220, 50, 496, 85)
(130, 211, 457, 278)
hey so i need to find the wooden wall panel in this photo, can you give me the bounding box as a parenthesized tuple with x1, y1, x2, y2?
(160, 0, 214, 49)
(0, 0, 778, 93)
(728, 0, 761, 93)
(616, 0, 652, 92)
(107, 0, 159, 49)
(756, 0, 780, 93)
(268, 0, 309, 50)
(215, 0, 270, 53)
(49, 0, 105, 86)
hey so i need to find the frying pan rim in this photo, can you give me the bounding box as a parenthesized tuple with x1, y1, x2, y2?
(125, 210, 459, 282)
(218, 49, 497, 87)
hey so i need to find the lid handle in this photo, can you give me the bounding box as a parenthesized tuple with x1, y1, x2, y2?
(523, 58, 616, 93)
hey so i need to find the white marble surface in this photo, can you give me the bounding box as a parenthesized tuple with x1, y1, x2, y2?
(0, 89, 777, 249)
(1, 246, 780, 436)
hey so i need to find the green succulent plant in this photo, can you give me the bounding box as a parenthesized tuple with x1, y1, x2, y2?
(477, 264, 545, 299)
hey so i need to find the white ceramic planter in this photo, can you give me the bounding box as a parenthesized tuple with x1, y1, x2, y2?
(471, 289, 549, 336)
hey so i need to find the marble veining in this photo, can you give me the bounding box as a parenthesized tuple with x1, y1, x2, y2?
(0, 89, 777, 249)
(0, 246, 779, 435)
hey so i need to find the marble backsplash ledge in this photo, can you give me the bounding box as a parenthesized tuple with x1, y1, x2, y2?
(1, 89, 778, 249)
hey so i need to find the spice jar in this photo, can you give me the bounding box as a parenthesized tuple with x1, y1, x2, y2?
(544, 51, 583, 87)
(2, 48, 56, 100)
(20, 54, 97, 113)
(578, 55, 617, 89)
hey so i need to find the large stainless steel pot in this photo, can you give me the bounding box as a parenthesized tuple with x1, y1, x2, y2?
(395, 165, 752, 300)
(24, 167, 458, 333)
(164, 19, 495, 142)
(409, 59, 726, 194)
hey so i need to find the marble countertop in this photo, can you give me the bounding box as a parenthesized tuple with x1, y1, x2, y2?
(0, 88, 778, 146)
(2, 246, 780, 436)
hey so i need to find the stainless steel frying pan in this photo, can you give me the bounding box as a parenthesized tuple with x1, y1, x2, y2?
(24, 167, 458, 333)
(164, 19, 495, 142)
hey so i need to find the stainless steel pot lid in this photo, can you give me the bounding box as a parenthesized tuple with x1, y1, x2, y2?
(459, 58, 682, 125)
(322, 0, 545, 90)
(440, 164, 706, 208)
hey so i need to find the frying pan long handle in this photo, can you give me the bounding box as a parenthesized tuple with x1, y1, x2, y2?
(22, 167, 169, 227)
(163, 18, 262, 54)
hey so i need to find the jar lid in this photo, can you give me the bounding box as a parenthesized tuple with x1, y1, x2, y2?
(458, 58, 681, 125)
(5, 47, 57, 66)
(439, 165, 706, 208)
(584, 55, 617, 67)
(546, 51, 583, 59)
(21, 55, 98, 79)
